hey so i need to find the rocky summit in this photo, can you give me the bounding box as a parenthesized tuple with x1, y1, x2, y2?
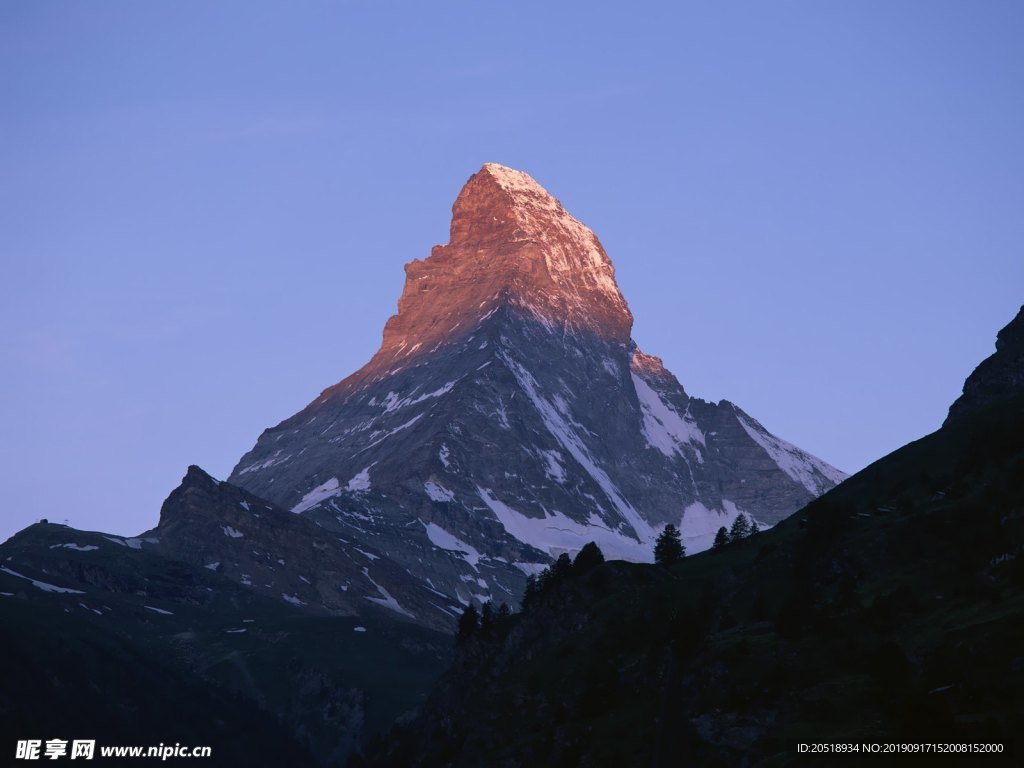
(227, 163, 847, 615)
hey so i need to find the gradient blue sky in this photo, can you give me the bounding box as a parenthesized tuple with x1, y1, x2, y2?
(2, 2, 1022, 542)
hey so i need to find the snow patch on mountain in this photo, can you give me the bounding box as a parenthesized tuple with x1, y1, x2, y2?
(735, 412, 847, 494)
(422, 521, 482, 568)
(424, 481, 456, 502)
(477, 486, 652, 562)
(238, 450, 292, 476)
(632, 373, 705, 459)
(540, 450, 566, 482)
(0, 566, 86, 594)
(347, 468, 372, 492)
(51, 543, 100, 552)
(292, 477, 341, 514)
(381, 380, 457, 414)
(362, 567, 416, 619)
(513, 561, 548, 576)
(364, 414, 423, 451)
(677, 500, 760, 553)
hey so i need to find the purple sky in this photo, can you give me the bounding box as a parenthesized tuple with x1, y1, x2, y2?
(2, 2, 1022, 543)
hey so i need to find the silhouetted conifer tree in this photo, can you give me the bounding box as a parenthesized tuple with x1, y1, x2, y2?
(573, 541, 605, 574)
(522, 575, 539, 611)
(713, 526, 730, 551)
(456, 604, 480, 646)
(537, 566, 554, 593)
(479, 601, 495, 638)
(730, 514, 751, 541)
(654, 524, 685, 565)
(552, 552, 574, 580)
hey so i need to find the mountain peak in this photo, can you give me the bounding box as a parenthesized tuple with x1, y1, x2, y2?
(479, 162, 553, 200)
(341, 165, 634, 388)
(230, 164, 846, 605)
(449, 163, 610, 253)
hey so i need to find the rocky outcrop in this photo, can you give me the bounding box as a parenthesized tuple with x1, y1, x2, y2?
(946, 305, 1024, 424)
(146, 465, 459, 632)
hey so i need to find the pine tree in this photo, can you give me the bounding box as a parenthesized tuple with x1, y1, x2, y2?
(654, 524, 685, 565)
(497, 602, 511, 619)
(552, 552, 574, 580)
(537, 566, 554, 593)
(456, 604, 480, 646)
(729, 514, 751, 541)
(479, 601, 495, 639)
(713, 526, 730, 551)
(573, 541, 605, 574)
(521, 574, 539, 611)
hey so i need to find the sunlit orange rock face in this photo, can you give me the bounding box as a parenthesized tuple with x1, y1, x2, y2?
(359, 164, 634, 386)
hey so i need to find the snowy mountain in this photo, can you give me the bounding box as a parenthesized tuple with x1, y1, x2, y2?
(228, 163, 846, 610)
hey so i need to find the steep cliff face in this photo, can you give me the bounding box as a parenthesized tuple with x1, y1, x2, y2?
(229, 164, 845, 610)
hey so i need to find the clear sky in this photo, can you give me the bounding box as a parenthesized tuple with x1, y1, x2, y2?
(2, 2, 1022, 543)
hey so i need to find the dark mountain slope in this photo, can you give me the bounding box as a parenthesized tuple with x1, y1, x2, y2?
(367, 326, 1024, 767)
(947, 305, 1024, 424)
(0, 519, 451, 765)
(0, 596, 314, 766)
